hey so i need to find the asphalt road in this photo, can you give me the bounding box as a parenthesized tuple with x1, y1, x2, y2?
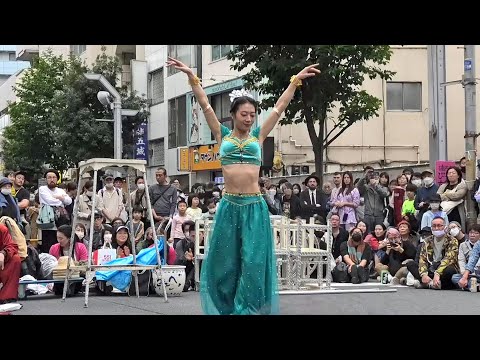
(12, 282, 479, 315)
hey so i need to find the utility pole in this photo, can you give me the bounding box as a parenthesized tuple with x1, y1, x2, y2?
(463, 45, 478, 228)
(427, 45, 448, 166)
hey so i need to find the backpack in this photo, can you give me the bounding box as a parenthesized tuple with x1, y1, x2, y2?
(37, 204, 55, 230)
(0, 216, 28, 260)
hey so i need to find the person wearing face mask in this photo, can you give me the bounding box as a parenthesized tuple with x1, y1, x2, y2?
(77, 180, 94, 228)
(211, 187, 221, 204)
(357, 169, 388, 233)
(74, 223, 87, 243)
(420, 193, 449, 231)
(130, 176, 149, 228)
(410, 172, 423, 187)
(402, 167, 414, 183)
(335, 227, 372, 284)
(452, 224, 480, 290)
(415, 169, 439, 223)
(447, 221, 465, 244)
(412, 216, 459, 289)
(0, 177, 21, 225)
(267, 184, 282, 216)
(97, 174, 125, 225)
(459, 156, 467, 178)
(202, 198, 218, 220)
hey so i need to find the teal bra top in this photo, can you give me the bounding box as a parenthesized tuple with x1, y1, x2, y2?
(219, 125, 262, 166)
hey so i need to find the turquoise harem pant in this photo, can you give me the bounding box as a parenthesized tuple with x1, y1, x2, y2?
(200, 193, 279, 315)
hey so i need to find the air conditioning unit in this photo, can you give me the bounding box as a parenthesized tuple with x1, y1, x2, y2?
(301, 166, 310, 174)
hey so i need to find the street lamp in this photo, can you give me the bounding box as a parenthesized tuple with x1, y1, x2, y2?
(84, 73, 139, 159)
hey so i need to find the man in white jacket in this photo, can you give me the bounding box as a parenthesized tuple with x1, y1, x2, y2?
(38, 169, 72, 253)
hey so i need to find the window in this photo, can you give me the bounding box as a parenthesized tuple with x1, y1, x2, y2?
(121, 52, 135, 65)
(386, 82, 422, 111)
(148, 68, 164, 105)
(211, 45, 235, 61)
(70, 45, 86, 56)
(167, 45, 197, 76)
(8, 52, 15, 61)
(149, 138, 165, 166)
(209, 90, 239, 140)
(168, 96, 187, 148)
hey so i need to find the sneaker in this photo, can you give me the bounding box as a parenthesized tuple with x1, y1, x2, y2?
(413, 280, 422, 289)
(399, 277, 407, 285)
(390, 277, 400, 286)
(429, 280, 442, 290)
(376, 276, 381, 282)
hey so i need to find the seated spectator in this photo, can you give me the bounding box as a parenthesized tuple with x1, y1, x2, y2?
(421, 194, 449, 230)
(111, 217, 125, 228)
(49, 225, 87, 296)
(377, 227, 416, 285)
(397, 220, 419, 249)
(452, 224, 480, 290)
(412, 216, 459, 289)
(364, 223, 387, 275)
(202, 198, 217, 221)
(334, 227, 372, 284)
(330, 214, 349, 262)
(0, 223, 21, 304)
(111, 225, 133, 258)
(175, 220, 196, 291)
(447, 221, 466, 244)
(49, 225, 88, 262)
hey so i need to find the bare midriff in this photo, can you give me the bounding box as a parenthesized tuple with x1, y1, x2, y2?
(222, 164, 261, 194)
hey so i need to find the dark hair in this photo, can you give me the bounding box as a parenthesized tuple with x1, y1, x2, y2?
(34, 192, 40, 204)
(66, 182, 77, 192)
(432, 216, 446, 224)
(112, 225, 132, 251)
(468, 224, 480, 233)
(444, 166, 462, 183)
(205, 198, 216, 207)
(132, 206, 143, 214)
(283, 182, 293, 190)
(341, 171, 354, 196)
(188, 193, 200, 207)
(292, 183, 302, 192)
(371, 223, 387, 239)
(156, 167, 167, 176)
(111, 217, 124, 226)
(333, 172, 342, 176)
(278, 179, 289, 185)
(135, 176, 144, 184)
(411, 172, 422, 180)
(403, 167, 414, 175)
(229, 96, 258, 114)
(364, 166, 374, 172)
(82, 180, 93, 193)
(177, 199, 187, 207)
(57, 225, 80, 259)
(182, 220, 196, 234)
(389, 179, 397, 186)
(406, 183, 417, 193)
(379, 171, 390, 185)
(75, 223, 87, 233)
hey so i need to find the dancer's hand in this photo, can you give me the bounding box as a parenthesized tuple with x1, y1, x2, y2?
(295, 63, 321, 81)
(166, 57, 195, 77)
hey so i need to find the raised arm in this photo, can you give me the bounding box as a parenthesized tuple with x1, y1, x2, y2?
(166, 57, 222, 142)
(258, 64, 320, 142)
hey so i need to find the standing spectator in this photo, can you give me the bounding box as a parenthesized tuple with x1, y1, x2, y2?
(149, 167, 177, 225)
(130, 176, 149, 228)
(332, 171, 360, 232)
(186, 194, 203, 221)
(281, 183, 301, 220)
(300, 174, 328, 222)
(12, 171, 30, 226)
(97, 173, 125, 225)
(38, 170, 72, 253)
(330, 172, 342, 208)
(0, 177, 21, 225)
(437, 166, 467, 232)
(77, 180, 94, 229)
(415, 169, 439, 223)
(357, 168, 388, 233)
(64, 182, 77, 224)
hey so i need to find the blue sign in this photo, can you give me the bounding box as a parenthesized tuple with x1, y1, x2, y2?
(134, 121, 148, 161)
(465, 59, 472, 71)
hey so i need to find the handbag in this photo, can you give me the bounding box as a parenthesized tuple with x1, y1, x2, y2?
(93, 242, 117, 265)
(127, 269, 152, 296)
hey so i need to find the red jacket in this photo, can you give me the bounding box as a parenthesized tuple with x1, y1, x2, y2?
(0, 224, 18, 263)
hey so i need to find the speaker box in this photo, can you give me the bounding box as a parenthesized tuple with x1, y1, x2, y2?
(262, 137, 274, 167)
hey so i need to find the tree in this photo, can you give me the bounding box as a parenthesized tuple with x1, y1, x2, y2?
(228, 45, 395, 182)
(3, 47, 149, 180)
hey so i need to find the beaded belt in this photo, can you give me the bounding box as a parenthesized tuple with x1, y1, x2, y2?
(224, 192, 262, 197)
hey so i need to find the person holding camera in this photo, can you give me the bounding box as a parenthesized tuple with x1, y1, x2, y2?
(377, 227, 416, 285)
(356, 168, 388, 233)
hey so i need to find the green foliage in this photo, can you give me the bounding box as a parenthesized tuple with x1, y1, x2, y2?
(228, 45, 395, 176)
(3, 47, 149, 179)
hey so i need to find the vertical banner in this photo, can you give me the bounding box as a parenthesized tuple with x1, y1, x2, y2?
(435, 160, 456, 185)
(135, 121, 148, 161)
